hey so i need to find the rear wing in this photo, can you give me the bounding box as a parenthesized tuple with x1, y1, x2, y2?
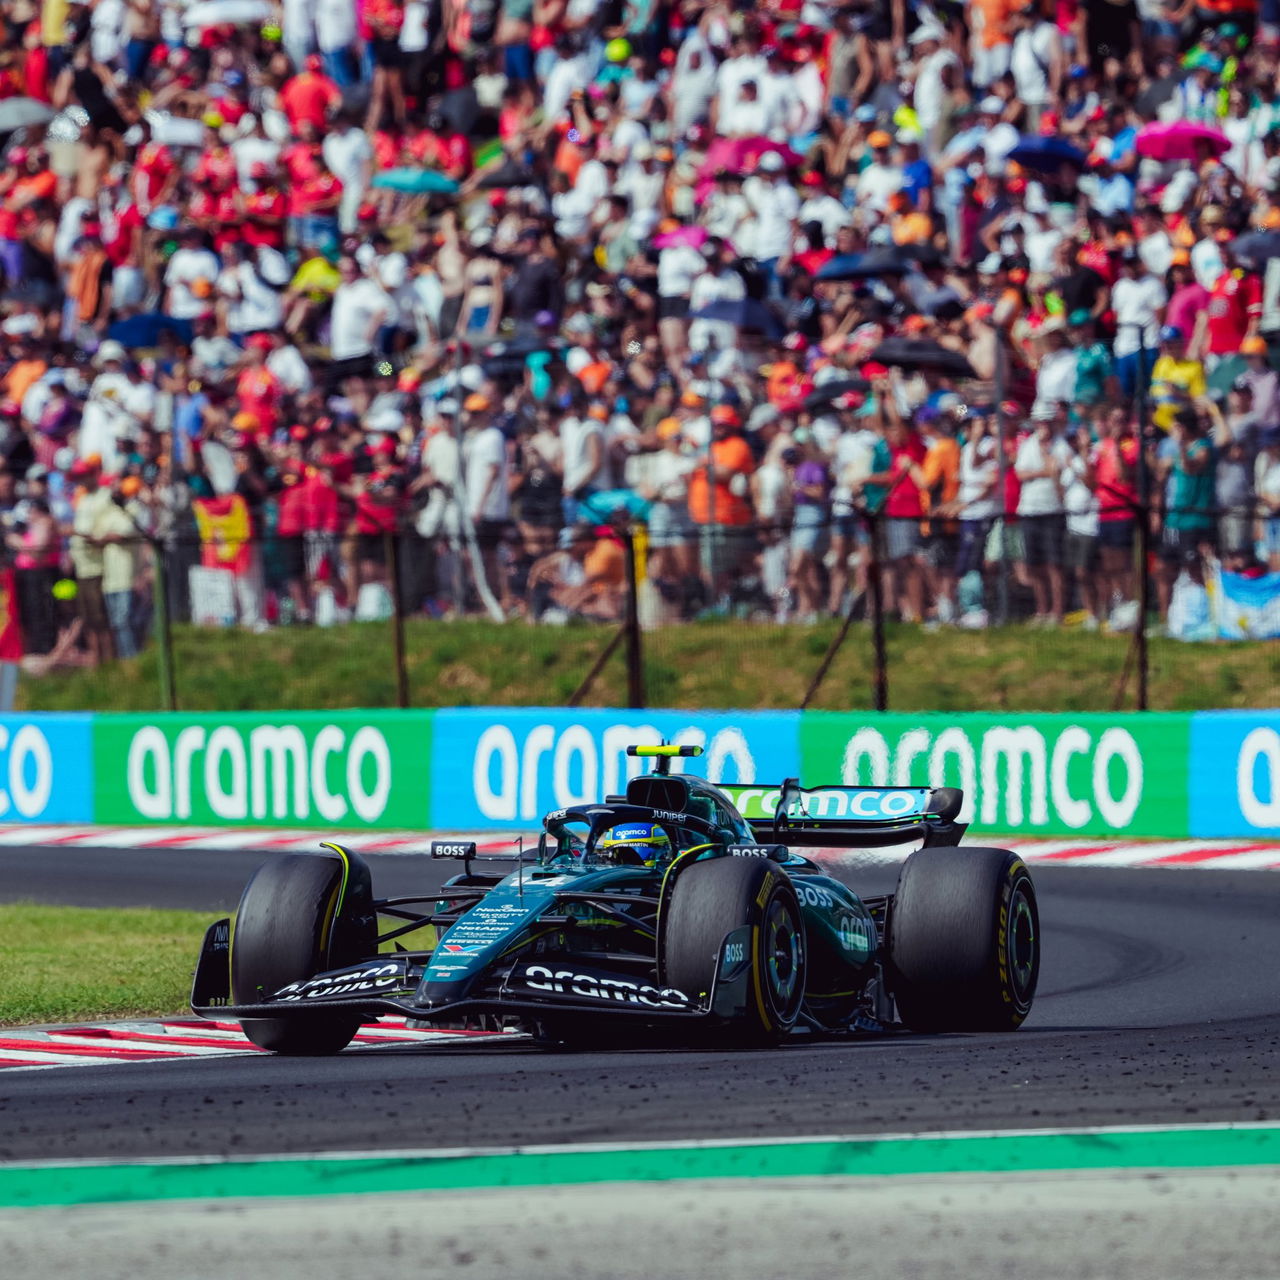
(720, 781, 966, 849)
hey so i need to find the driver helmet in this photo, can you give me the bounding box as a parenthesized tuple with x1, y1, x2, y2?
(598, 822, 672, 866)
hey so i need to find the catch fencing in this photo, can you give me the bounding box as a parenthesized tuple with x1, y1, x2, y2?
(13, 497, 1278, 713)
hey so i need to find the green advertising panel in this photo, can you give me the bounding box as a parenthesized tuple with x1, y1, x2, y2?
(92, 712, 433, 828)
(798, 713, 1190, 837)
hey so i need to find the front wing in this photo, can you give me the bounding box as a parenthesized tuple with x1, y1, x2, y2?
(190, 918, 756, 1029)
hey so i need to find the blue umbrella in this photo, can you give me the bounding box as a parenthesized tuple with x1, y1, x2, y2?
(690, 297, 782, 337)
(816, 247, 912, 281)
(371, 168, 460, 195)
(1006, 135, 1087, 174)
(106, 313, 194, 348)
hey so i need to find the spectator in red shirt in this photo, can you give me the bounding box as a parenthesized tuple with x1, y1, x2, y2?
(241, 164, 287, 250)
(275, 467, 312, 621)
(864, 411, 928, 623)
(236, 336, 285, 435)
(130, 127, 178, 213)
(280, 56, 341, 135)
(1194, 253, 1262, 369)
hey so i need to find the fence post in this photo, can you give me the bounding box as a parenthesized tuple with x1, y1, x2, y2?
(623, 524, 644, 709)
(384, 532, 409, 709)
(153, 538, 176, 712)
(867, 513, 889, 713)
(1134, 506, 1150, 711)
(1134, 342, 1152, 711)
(994, 340, 1010, 626)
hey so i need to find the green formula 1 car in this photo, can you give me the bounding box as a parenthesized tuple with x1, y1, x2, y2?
(191, 744, 1039, 1050)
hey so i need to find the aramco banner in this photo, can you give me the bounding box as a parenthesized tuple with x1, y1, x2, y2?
(797, 713, 1191, 837)
(25, 707, 1280, 838)
(92, 713, 432, 827)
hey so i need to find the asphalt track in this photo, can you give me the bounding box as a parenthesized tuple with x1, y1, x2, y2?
(2, 845, 1279, 1163)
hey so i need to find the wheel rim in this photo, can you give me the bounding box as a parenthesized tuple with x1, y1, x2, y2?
(763, 895, 803, 1021)
(1007, 881, 1038, 1010)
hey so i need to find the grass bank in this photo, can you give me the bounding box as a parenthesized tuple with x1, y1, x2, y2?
(0, 904, 206, 1026)
(18, 618, 1280, 713)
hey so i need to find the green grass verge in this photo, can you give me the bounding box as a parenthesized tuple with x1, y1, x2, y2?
(0, 903, 207, 1027)
(16, 618, 1280, 712)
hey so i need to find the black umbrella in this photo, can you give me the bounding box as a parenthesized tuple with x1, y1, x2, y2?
(476, 159, 540, 189)
(901, 242, 944, 269)
(871, 338, 976, 378)
(1229, 230, 1280, 270)
(816, 246, 913, 281)
(1005, 135, 1087, 174)
(437, 88, 482, 136)
(689, 297, 782, 337)
(803, 377, 870, 411)
(106, 312, 194, 348)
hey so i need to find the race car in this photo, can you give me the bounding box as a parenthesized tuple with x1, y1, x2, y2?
(190, 744, 1040, 1051)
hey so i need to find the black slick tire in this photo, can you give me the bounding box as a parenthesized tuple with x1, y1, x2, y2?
(231, 853, 369, 1054)
(662, 857, 805, 1048)
(889, 846, 1039, 1032)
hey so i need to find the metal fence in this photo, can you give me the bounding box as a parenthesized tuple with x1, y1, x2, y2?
(10, 494, 1277, 713)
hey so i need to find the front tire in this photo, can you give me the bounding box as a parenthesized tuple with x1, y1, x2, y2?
(231, 852, 373, 1054)
(662, 857, 806, 1047)
(889, 847, 1039, 1032)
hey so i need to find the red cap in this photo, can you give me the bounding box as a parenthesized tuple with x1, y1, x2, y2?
(801, 171, 824, 188)
(860, 361, 890, 379)
(289, 424, 310, 441)
(246, 331, 274, 350)
(710, 405, 742, 426)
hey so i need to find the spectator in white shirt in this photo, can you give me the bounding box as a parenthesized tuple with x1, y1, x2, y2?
(1015, 412, 1071, 624)
(747, 152, 800, 293)
(855, 131, 904, 213)
(1111, 246, 1167, 398)
(328, 254, 391, 379)
(322, 114, 374, 234)
(1031, 317, 1077, 416)
(163, 226, 221, 321)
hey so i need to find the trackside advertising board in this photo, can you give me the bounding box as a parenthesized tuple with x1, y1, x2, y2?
(92, 713, 433, 827)
(798, 713, 1190, 837)
(1190, 713, 1280, 838)
(0, 714, 93, 822)
(430, 709, 801, 828)
(14, 708, 1278, 838)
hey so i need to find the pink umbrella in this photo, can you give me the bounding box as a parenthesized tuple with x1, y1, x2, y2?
(653, 225, 709, 249)
(1135, 121, 1231, 163)
(697, 136, 803, 181)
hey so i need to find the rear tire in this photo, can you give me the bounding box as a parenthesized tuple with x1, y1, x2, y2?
(889, 847, 1039, 1032)
(662, 857, 805, 1047)
(231, 853, 372, 1054)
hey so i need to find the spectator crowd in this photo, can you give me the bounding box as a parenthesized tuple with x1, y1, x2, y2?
(1, 0, 1280, 669)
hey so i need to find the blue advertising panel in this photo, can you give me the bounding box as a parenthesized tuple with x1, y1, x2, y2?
(431, 709, 802, 829)
(0, 714, 94, 823)
(1189, 712, 1280, 838)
